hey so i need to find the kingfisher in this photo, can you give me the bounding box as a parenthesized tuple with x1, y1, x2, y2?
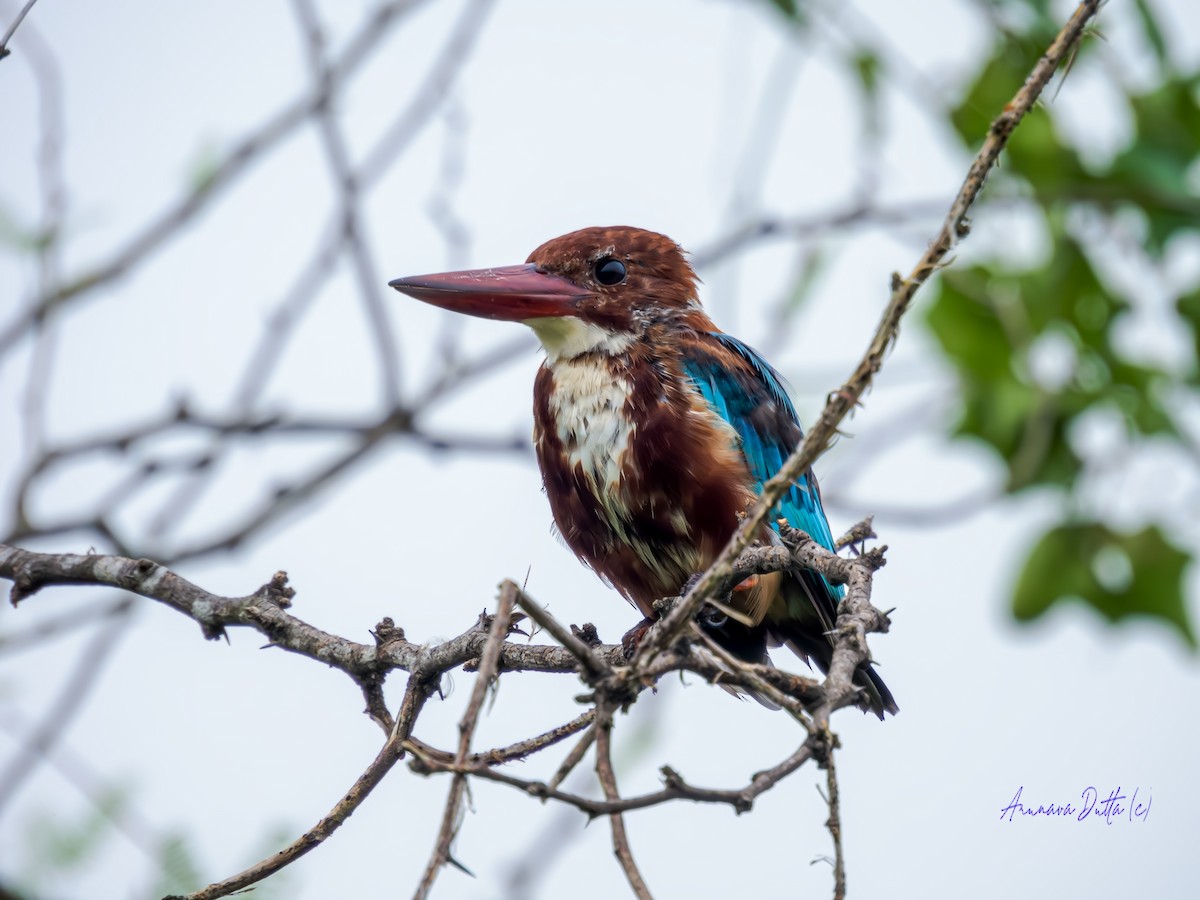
(390, 226, 896, 717)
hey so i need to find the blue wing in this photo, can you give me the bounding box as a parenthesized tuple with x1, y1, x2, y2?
(680, 332, 841, 599)
(680, 333, 901, 717)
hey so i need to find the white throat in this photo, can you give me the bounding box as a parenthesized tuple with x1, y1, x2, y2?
(525, 317, 634, 362)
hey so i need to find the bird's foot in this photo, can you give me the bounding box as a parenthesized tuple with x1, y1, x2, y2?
(621, 616, 657, 660)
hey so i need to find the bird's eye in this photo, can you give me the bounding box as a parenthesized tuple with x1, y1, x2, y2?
(594, 258, 627, 286)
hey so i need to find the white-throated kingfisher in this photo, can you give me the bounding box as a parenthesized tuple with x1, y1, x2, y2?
(390, 226, 897, 717)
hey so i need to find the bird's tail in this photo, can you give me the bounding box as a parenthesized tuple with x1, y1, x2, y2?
(778, 624, 898, 719)
(696, 598, 898, 717)
(767, 568, 898, 719)
(856, 660, 899, 720)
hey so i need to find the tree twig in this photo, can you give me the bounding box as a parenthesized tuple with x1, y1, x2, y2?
(514, 589, 612, 682)
(165, 673, 433, 900)
(0, 0, 431, 356)
(822, 737, 846, 900)
(547, 723, 597, 791)
(594, 702, 653, 899)
(0, 0, 39, 59)
(632, 0, 1104, 671)
(413, 583, 518, 898)
(406, 709, 595, 771)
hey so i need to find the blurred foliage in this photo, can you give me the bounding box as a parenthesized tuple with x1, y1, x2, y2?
(1013, 522, 1195, 645)
(925, 2, 1200, 644)
(18, 786, 129, 889)
(756, 0, 1199, 643)
(4, 0, 1198, 890)
(11, 781, 292, 899)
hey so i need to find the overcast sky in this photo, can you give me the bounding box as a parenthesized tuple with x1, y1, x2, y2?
(2, 0, 1199, 897)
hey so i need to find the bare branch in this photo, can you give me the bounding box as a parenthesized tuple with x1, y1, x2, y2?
(632, 0, 1104, 672)
(0, 0, 39, 59)
(547, 722, 597, 791)
(822, 740, 846, 900)
(594, 703, 653, 900)
(407, 709, 596, 772)
(414, 583, 518, 898)
(0, 533, 861, 894)
(691, 199, 946, 270)
(515, 589, 613, 683)
(0, 0, 431, 356)
(165, 674, 433, 900)
(833, 516, 876, 551)
(290, 0, 402, 405)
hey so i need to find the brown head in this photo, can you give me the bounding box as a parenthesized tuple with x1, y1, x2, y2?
(389, 226, 705, 359)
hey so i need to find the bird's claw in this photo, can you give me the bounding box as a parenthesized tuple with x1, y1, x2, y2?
(621, 616, 657, 660)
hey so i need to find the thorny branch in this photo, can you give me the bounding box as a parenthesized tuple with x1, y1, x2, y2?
(823, 744, 847, 900)
(414, 583, 518, 898)
(2, 0, 513, 566)
(164, 675, 435, 900)
(0, 3, 1106, 898)
(630, 0, 1104, 684)
(595, 701, 653, 900)
(0, 520, 882, 899)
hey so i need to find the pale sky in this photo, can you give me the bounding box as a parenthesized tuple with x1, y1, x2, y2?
(2, 0, 1199, 897)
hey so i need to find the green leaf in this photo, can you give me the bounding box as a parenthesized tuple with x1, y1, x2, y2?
(20, 786, 128, 885)
(774, 245, 828, 326)
(0, 204, 53, 253)
(1102, 73, 1200, 252)
(927, 229, 1176, 490)
(1176, 286, 1200, 377)
(925, 267, 1013, 381)
(150, 833, 205, 898)
(1003, 110, 1087, 197)
(851, 49, 880, 99)
(763, 0, 806, 25)
(186, 142, 223, 195)
(1013, 522, 1196, 647)
(951, 35, 1053, 146)
(1133, 0, 1169, 68)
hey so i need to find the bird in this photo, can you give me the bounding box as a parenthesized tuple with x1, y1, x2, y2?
(390, 226, 897, 718)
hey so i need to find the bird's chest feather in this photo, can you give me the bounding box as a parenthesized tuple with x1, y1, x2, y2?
(542, 357, 636, 506)
(533, 353, 756, 608)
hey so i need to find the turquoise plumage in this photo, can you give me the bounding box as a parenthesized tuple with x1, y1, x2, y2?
(390, 225, 896, 717)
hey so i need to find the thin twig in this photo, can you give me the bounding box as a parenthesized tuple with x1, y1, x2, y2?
(413, 583, 518, 898)
(407, 709, 596, 770)
(16, 17, 65, 460)
(0, 0, 39, 58)
(167, 675, 433, 900)
(823, 739, 846, 900)
(0, 0, 431, 356)
(514, 589, 612, 682)
(691, 200, 946, 270)
(410, 744, 814, 818)
(633, 0, 1104, 670)
(594, 702, 653, 899)
(290, 0, 402, 405)
(548, 723, 597, 791)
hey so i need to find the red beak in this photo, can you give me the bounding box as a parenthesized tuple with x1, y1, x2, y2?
(388, 264, 590, 321)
